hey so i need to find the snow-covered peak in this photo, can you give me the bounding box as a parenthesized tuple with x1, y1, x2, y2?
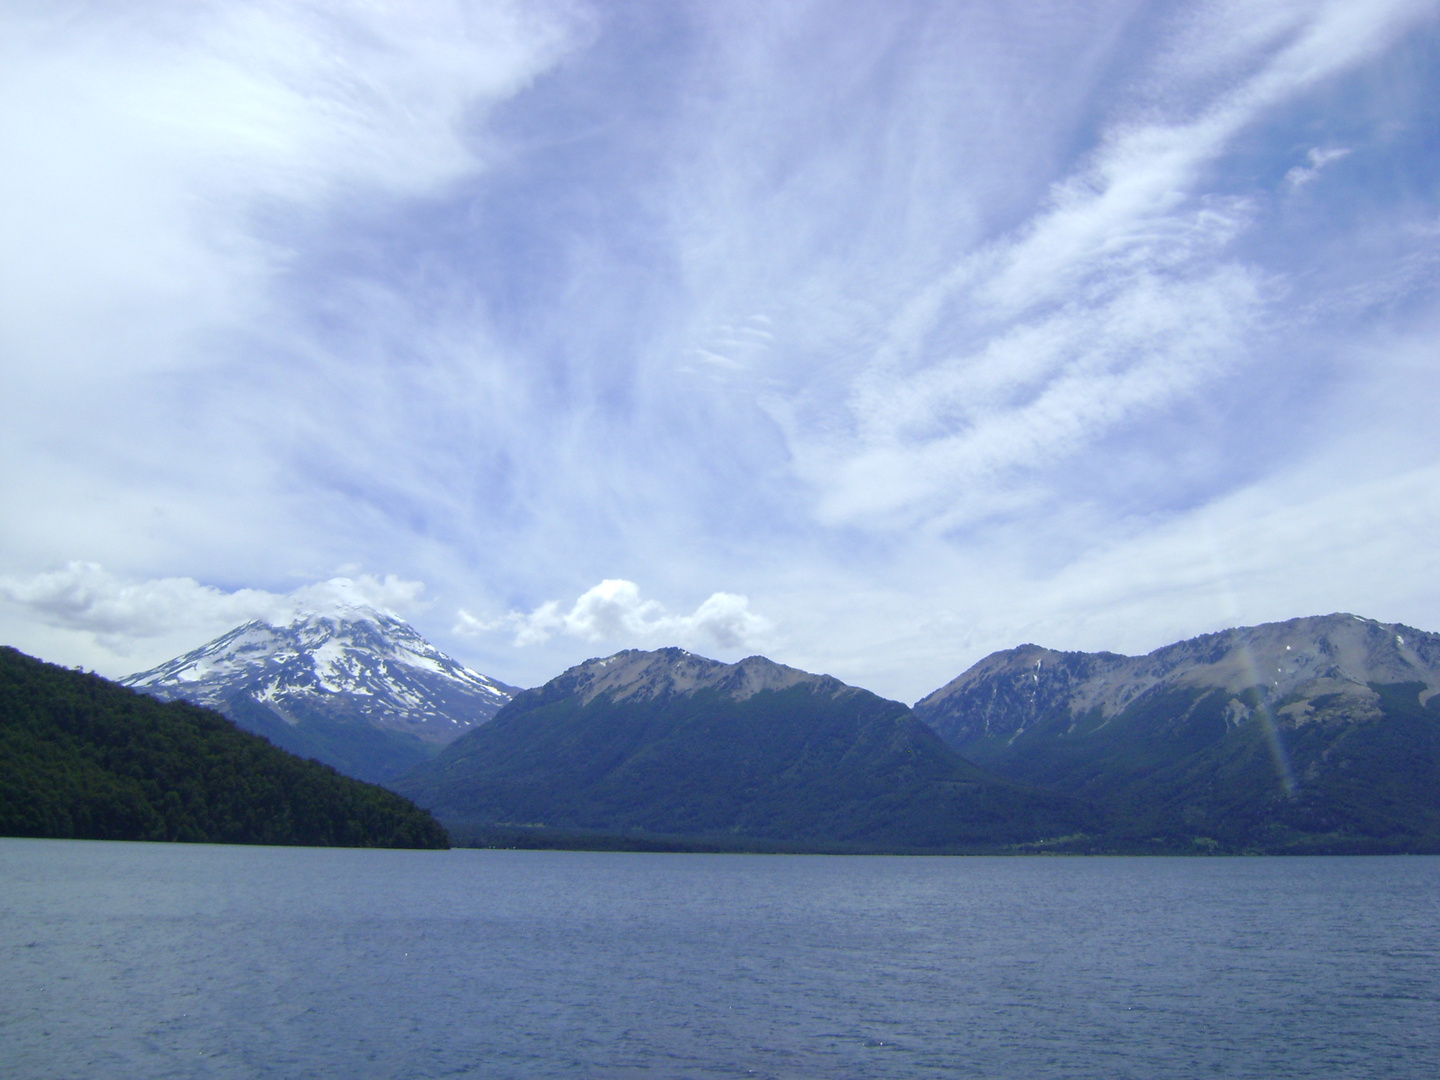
(122, 610, 518, 744)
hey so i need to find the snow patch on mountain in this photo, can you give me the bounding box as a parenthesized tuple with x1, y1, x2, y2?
(122, 606, 518, 744)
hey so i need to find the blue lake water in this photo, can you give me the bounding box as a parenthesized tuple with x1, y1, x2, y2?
(2, 840, 1438, 1079)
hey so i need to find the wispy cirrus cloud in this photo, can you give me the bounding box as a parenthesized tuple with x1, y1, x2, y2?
(2, 1, 1438, 699)
(0, 0, 588, 582)
(1285, 146, 1353, 187)
(0, 0, 583, 366)
(788, 0, 1427, 529)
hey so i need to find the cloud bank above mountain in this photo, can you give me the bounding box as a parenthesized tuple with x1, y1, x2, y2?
(0, 563, 428, 655)
(3, 0, 1438, 699)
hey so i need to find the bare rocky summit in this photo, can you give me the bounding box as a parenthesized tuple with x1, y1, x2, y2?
(915, 613, 1440, 748)
(538, 647, 846, 706)
(912, 613, 1440, 853)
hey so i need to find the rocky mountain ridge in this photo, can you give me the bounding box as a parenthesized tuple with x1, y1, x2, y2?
(910, 613, 1440, 853)
(914, 613, 1440, 748)
(535, 647, 849, 707)
(95, 608, 1440, 852)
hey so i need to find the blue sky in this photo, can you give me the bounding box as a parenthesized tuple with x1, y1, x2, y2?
(2, 0, 1438, 702)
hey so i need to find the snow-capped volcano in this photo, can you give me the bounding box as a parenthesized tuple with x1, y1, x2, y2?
(122, 607, 519, 784)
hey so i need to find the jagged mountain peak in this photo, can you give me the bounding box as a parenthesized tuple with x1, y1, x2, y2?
(914, 612, 1440, 749)
(908, 613, 1440, 853)
(543, 647, 852, 706)
(1142, 613, 1440, 694)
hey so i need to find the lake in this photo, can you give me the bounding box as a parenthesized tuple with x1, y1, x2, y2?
(2, 839, 1437, 1078)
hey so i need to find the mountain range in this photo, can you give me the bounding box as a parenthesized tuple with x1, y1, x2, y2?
(913, 613, 1440, 852)
(122, 609, 518, 783)
(391, 648, 1088, 852)
(99, 608, 1440, 854)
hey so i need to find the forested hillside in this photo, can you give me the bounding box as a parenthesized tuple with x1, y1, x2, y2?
(0, 647, 448, 848)
(912, 615, 1440, 853)
(395, 648, 1090, 852)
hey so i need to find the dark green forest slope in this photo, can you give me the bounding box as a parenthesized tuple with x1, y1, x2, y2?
(947, 682, 1440, 853)
(912, 616, 1440, 853)
(0, 647, 448, 848)
(394, 650, 1090, 852)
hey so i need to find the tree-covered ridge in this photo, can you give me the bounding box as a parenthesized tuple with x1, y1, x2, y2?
(395, 677, 1091, 852)
(912, 614, 1440, 854)
(0, 647, 448, 849)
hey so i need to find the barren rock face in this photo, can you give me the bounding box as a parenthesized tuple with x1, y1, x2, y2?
(914, 613, 1440, 748)
(911, 614, 1440, 853)
(546, 647, 847, 706)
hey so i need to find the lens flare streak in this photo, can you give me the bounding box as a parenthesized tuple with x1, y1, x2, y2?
(1231, 632, 1298, 797)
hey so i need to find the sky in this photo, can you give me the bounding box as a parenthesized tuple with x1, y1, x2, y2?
(2, 0, 1439, 704)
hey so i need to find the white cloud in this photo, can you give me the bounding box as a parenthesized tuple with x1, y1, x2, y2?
(457, 579, 774, 652)
(819, 259, 1262, 525)
(2, 1, 1437, 701)
(789, 0, 1424, 529)
(0, 562, 426, 645)
(0, 0, 583, 374)
(0, 0, 591, 604)
(1285, 146, 1353, 187)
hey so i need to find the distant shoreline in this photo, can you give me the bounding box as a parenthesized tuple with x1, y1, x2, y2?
(441, 823, 1437, 857)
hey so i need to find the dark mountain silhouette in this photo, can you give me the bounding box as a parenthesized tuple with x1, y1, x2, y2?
(393, 648, 1089, 852)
